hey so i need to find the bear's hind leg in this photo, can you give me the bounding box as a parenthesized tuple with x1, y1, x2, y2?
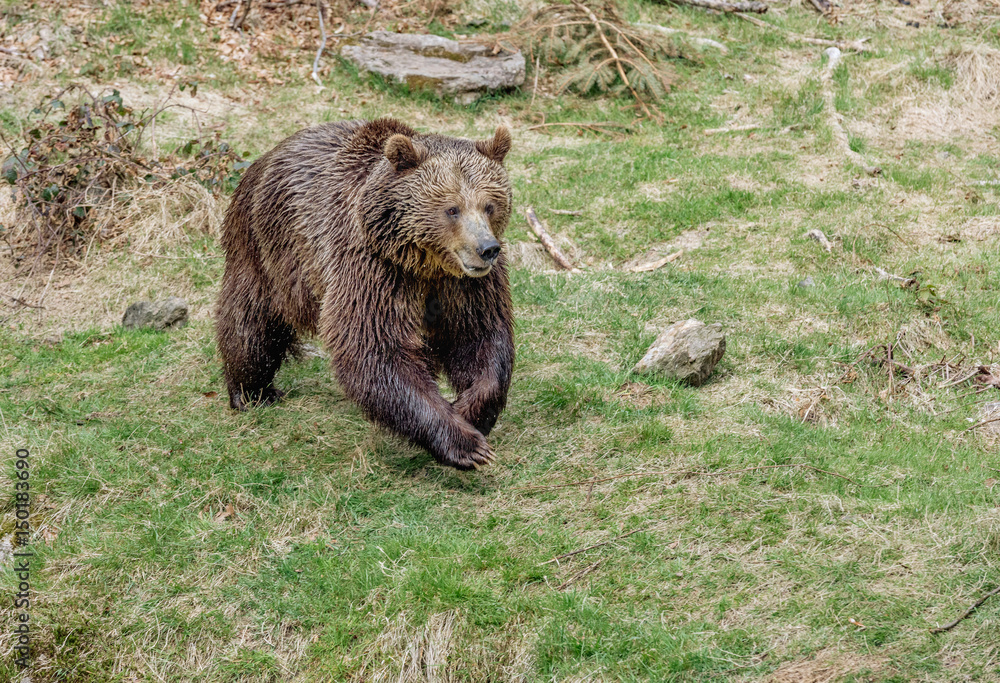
(217, 265, 296, 411)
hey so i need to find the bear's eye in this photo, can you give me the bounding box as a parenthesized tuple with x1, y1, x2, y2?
(446, 206, 460, 218)
(484, 204, 495, 216)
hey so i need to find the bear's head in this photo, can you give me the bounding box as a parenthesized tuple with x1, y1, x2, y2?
(361, 125, 513, 279)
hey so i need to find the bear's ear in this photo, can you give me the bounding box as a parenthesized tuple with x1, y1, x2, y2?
(475, 126, 512, 165)
(384, 134, 426, 173)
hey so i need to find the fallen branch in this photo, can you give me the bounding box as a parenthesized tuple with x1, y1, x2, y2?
(930, 585, 1000, 633)
(230, 0, 252, 29)
(704, 123, 763, 135)
(526, 121, 631, 136)
(551, 209, 583, 216)
(734, 12, 869, 52)
(524, 207, 582, 272)
(517, 463, 891, 492)
(874, 266, 916, 286)
(632, 23, 728, 53)
(668, 0, 768, 13)
(542, 525, 657, 565)
(628, 250, 682, 272)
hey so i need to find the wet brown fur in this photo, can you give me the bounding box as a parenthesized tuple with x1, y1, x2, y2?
(216, 118, 514, 470)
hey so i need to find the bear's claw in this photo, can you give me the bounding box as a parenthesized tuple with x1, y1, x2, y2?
(441, 432, 495, 470)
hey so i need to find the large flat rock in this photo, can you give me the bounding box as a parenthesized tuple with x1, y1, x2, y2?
(341, 31, 525, 103)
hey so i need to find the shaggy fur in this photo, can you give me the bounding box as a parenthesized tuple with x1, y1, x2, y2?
(216, 118, 515, 470)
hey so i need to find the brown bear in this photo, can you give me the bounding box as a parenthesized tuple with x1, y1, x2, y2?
(215, 118, 514, 470)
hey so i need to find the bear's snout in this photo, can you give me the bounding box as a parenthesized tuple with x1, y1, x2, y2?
(477, 237, 501, 263)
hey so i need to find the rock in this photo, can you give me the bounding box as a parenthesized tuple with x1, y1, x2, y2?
(122, 297, 189, 331)
(798, 276, 815, 288)
(341, 31, 525, 104)
(633, 319, 726, 386)
(823, 46, 842, 70)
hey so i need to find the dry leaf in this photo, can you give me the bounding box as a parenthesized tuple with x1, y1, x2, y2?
(214, 503, 235, 523)
(986, 478, 997, 489)
(203, 391, 218, 398)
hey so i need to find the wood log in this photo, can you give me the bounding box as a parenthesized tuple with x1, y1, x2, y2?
(524, 207, 582, 273)
(669, 0, 768, 14)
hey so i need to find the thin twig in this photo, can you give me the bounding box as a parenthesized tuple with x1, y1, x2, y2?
(517, 463, 891, 492)
(939, 369, 980, 389)
(966, 414, 1000, 432)
(556, 559, 604, 590)
(9, 297, 46, 310)
(542, 525, 657, 565)
(530, 56, 540, 110)
(312, 0, 327, 87)
(930, 585, 1000, 633)
(35, 262, 58, 309)
(551, 209, 583, 216)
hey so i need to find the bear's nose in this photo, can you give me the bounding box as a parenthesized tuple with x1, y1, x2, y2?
(478, 238, 501, 263)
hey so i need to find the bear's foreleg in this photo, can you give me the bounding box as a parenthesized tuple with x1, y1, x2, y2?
(432, 270, 514, 437)
(332, 348, 494, 470)
(445, 326, 514, 437)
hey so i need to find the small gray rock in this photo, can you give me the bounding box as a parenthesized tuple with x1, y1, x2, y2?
(798, 276, 815, 288)
(341, 31, 525, 103)
(633, 319, 726, 386)
(122, 297, 189, 331)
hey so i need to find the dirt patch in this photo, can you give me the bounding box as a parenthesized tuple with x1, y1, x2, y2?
(638, 180, 679, 202)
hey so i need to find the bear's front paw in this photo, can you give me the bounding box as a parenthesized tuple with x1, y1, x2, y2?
(439, 429, 495, 471)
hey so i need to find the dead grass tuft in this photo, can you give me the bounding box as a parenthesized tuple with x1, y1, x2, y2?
(893, 317, 952, 358)
(89, 176, 227, 257)
(767, 648, 885, 683)
(358, 611, 458, 682)
(952, 45, 1000, 111)
(898, 45, 1000, 147)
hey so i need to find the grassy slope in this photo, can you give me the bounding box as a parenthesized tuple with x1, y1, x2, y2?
(2, 0, 1000, 680)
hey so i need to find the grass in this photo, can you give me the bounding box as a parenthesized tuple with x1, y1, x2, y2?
(3, 0, 1000, 681)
